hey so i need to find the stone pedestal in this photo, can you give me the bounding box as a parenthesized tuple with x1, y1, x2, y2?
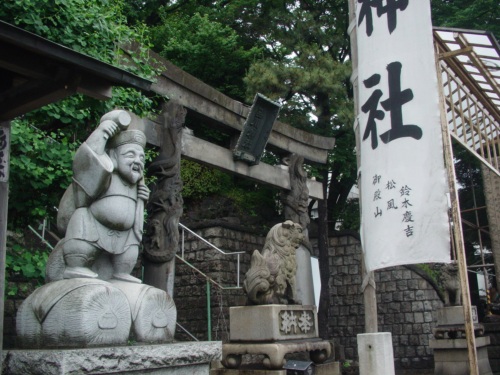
(430, 336, 492, 375)
(357, 332, 395, 375)
(433, 306, 484, 339)
(229, 305, 318, 342)
(211, 361, 340, 375)
(483, 320, 500, 375)
(1, 341, 222, 375)
(431, 306, 493, 375)
(222, 305, 333, 370)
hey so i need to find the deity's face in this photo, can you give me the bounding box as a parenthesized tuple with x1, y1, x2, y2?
(111, 143, 145, 185)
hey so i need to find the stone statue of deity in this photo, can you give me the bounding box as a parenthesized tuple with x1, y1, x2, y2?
(18, 110, 176, 349)
(46, 110, 149, 283)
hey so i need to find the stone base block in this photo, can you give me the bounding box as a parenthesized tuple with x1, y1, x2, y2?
(430, 337, 493, 375)
(433, 306, 483, 339)
(314, 361, 341, 375)
(210, 361, 339, 375)
(1, 341, 222, 375)
(358, 332, 395, 375)
(222, 339, 332, 370)
(229, 305, 317, 342)
(437, 306, 478, 325)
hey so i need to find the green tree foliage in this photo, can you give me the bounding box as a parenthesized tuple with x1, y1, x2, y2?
(151, 10, 262, 101)
(2, 0, 128, 61)
(149, 4, 281, 217)
(6, 245, 49, 295)
(180, 160, 232, 200)
(229, 0, 356, 228)
(9, 122, 77, 227)
(1, 0, 160, 229)
(431, 0, 500, 38)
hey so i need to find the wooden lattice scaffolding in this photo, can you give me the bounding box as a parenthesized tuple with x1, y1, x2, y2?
(435, 28, 500, 176)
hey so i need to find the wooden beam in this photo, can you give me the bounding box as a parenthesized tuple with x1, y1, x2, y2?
(76, 73, 113, 101)
(0, 80, 77, 121)
(435, 35, 500, 121)
(438, 46, 473, 60)
(437, 46, 480, 375)
(348, 0, 378, 335)
(455, 33, 500, 107)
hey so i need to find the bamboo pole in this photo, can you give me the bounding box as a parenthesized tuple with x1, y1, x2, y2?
(347, 0, 378, 333)
(436, 50, 480, 375)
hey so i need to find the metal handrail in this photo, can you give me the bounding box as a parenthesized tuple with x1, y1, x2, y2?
(179, 222, 244, 288)
(177, 223, 246, 341)
(176, 322, 199, 341)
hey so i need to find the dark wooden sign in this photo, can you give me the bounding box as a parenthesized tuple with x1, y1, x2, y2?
(233, 93, 280, 165)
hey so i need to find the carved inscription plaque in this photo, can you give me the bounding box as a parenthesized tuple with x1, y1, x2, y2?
(279, 308, 315, 336)
(233, 93, 280, 165)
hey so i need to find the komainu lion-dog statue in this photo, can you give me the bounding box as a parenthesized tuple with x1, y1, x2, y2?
(243, 221, 304, 305)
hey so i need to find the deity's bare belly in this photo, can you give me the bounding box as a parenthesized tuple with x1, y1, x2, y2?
(90, 196, 136, 230)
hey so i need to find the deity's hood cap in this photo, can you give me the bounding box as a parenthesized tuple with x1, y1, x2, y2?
(107, 130, 146, 149)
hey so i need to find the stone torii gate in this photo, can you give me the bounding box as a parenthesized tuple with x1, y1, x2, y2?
(137, 50, 334, 196)
(126, 46, 336, 301)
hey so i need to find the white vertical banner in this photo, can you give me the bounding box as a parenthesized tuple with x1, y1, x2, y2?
(357, 0, 450, 271)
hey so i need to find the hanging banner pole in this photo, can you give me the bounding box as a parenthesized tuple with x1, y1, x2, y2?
(347, 0, 378, 334)
(435, 48, 479, 375)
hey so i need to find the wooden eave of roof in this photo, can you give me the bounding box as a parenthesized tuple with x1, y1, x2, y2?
(0, 21, 152, 121)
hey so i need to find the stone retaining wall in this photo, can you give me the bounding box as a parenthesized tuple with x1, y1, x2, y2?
(174, 224, 261, 342)
(4, 224, 446, 372)
(485, 322, 500, 375)
(320, 233, 443, 370)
